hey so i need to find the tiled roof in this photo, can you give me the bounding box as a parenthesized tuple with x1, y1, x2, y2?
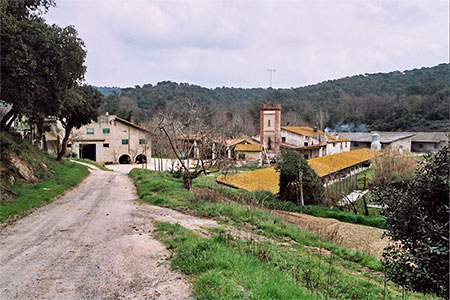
(308, 148, 382, 177)
(338, 132, 415, 143)
(281, 126, 349, 143)
(115, 116, 152, 133)
(226, 138, 258, 147)
(235, 144, 263, 152)
(216, 167, 280, 194)
(216, 148, 381, 193)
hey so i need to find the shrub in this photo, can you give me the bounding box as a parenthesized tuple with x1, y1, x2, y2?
(373, 143, 449, 297)
(370, 146, 417, 186)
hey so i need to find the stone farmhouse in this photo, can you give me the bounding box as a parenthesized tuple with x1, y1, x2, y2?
(257, 104, 350, 159)
(410, 132, 448, 152)
(338, 132, 414, 151)
(70, 113, 152, 164)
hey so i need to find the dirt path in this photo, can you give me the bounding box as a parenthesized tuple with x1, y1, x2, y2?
(0, 170, 192, 300)
(272, 210, 390, 259)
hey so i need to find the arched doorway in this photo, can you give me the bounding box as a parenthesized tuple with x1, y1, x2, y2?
(119, 154, 131, 164)
(135, 154, 147, 164)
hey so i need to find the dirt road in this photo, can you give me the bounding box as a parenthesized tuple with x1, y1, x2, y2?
(0, 169, 192, 300)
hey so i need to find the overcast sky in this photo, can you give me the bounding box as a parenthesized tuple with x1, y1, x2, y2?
(45, 0, 449, 89)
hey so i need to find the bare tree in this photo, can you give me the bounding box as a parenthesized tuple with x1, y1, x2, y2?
(155, 100, 228, 190)
(313, 109, 330, 131)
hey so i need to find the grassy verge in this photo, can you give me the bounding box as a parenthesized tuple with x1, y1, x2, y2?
(154, 222, 432, 300)
(0, 160, 89, 223)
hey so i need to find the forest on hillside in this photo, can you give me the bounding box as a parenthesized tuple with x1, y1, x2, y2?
(98, 63, 450, 134)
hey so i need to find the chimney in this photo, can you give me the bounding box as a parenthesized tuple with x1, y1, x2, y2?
(313, 127, 318, 139)
(130, 115, 134, 123)
(370, 132, 381, 151)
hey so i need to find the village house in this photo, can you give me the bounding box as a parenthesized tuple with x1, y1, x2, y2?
(70, 113, 152, 164)
(338, 132, 414, 151)
(410, 132, 448, 153)
(257, 104, 350, 159)
(226, 138, 264, 166)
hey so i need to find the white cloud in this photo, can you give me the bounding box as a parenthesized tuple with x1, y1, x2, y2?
(45, 0, 449, 88)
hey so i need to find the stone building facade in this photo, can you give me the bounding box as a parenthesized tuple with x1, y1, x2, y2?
(70, 113, 152, 164)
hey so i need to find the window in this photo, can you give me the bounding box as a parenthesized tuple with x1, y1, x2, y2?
(304, 154, 309, 159)
(268, 119, 271, 127)
(103, 128, 110, 134)
(281, 137, 286, 143)
(86, 128, 94, 134)
(354, 142, 359, 147)
(419, 143, 423, 148)
(67, 144, 72, 148)
(139, 139, 146, 144)
(304, 142, 308, 146)
(122, 139, 129, 145)
(103, 143, 109, 148)
(238, 153, 245, 160)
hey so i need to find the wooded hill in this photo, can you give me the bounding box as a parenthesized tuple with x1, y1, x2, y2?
(99, 63, 449, 132)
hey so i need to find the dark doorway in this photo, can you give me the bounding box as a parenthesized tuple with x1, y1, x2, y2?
(80, 144, 96, 161)
(135, 154, 147, 164)
(119, 154, 131, 164)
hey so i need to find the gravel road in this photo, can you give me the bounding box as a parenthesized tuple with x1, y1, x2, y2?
(0, 169, 192, 300)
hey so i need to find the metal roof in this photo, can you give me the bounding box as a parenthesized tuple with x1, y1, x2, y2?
(338, 132, 415, 144)
(410, 132, 448, 143)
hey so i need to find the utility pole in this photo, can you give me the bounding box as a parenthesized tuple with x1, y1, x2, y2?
(267, 69, 276, 88)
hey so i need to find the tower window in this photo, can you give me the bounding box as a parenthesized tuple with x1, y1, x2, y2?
(268, 138, 272, 150)
(268, 119, 271, 127)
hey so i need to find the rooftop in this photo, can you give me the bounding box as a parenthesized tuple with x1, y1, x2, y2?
(216, 148, 381, 194)
(338, 132, 415, 144)
(234, 144, 263, 152)
(281, 126, 349, 143)
(410, 132, 448, 143)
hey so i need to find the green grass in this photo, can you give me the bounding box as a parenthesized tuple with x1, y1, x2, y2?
(0, 160, 89, 223)
(131, 169, 434, 299)
(194, 171, 387, 229)
(154, 222, 432, 300)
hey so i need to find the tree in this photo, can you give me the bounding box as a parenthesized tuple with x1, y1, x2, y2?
(155, 100, 226, 190)
(56, 85, 103, 162)
(0, 0, 86, 132)
(373, 143, 449, 297)
(276, 151, 324, 205)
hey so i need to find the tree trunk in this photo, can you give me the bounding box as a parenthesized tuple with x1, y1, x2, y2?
(183, 172, 193, 190)
(0, 108, 17, 132)
(57, 125, 72, 163)
(298, 168, 304, 206)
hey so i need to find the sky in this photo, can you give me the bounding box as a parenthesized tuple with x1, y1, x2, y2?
(45, 0, 449, 89)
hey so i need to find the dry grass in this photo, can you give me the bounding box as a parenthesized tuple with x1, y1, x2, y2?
(370, 146, 417, 186)
(271, 210, 390, 259)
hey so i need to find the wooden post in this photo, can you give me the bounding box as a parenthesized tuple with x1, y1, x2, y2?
(363, 195, 369, 216)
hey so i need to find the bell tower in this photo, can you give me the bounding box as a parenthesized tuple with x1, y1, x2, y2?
(260, 104, 281, 154)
